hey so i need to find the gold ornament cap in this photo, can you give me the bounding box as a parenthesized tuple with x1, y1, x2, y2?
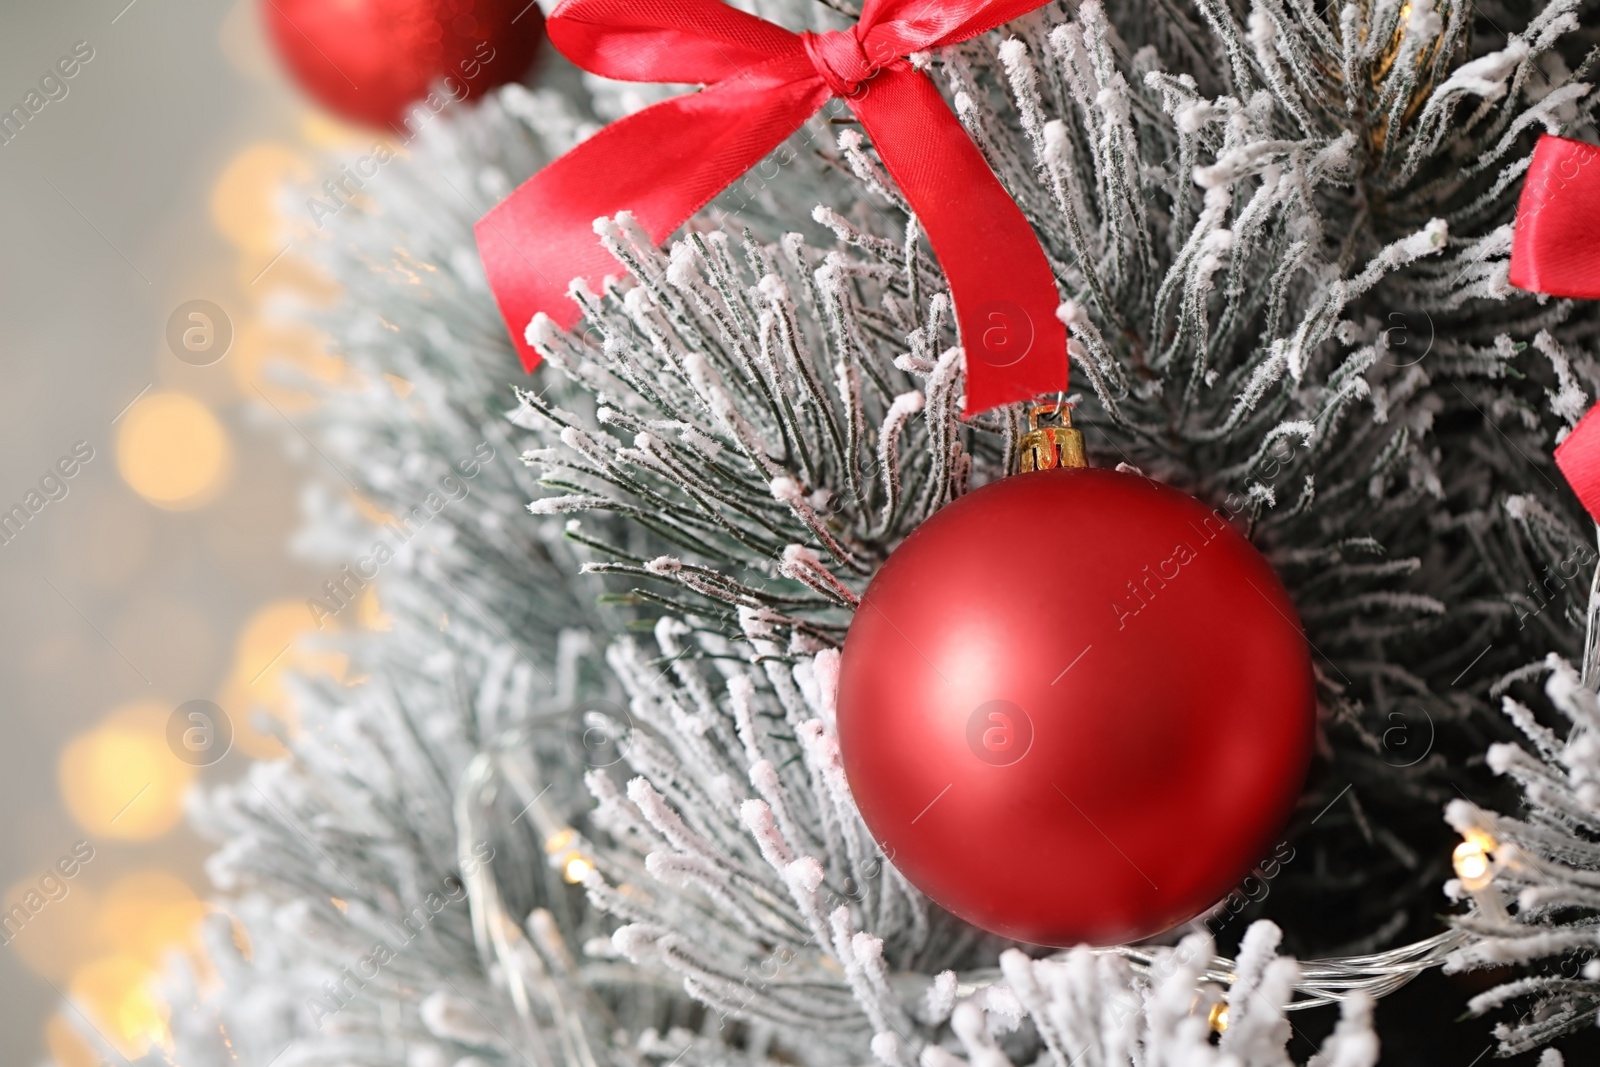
(1018, 401, 1086, 473)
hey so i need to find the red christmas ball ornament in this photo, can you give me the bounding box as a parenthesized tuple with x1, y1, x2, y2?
(262, 0, 543, 129)
(837, 414, 1315, 947)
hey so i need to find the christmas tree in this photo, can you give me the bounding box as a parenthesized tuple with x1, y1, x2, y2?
(99, 0, 1600, 1062)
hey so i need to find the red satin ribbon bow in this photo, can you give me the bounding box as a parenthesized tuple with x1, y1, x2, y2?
(1510, 134, 1600, 519)
(474, 0, 1067, 414)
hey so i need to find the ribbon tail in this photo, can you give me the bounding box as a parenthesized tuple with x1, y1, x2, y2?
(1556, 405, 1600, 523)
(1510, 135, 1600, 300)
(851, 68, 1066, 414)
(476, 70, 828, 369)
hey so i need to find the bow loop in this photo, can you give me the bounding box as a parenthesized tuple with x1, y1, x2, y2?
(546, 0, 803, 83)
(475, 0, 1068, 415)
(1511, 134, 1600, 522)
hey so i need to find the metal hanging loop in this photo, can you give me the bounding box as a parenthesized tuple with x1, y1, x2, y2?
(1018, 400, 1087, 473)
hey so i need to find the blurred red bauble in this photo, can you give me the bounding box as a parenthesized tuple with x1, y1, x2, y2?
(837, 467, 1315, 946)
(262, 0, 544, 129)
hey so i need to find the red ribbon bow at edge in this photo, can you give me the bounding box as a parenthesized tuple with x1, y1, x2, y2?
(474, 0, 1067, 415)
(1510, 134, 1600, 519)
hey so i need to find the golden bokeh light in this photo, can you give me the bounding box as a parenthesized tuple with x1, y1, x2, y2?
(98, 871, 207, 965)
(59, 702, 197, 840)
(68, 955, 171, 1059)
(209, 140, 340, 296)
(232, 598, 346, 694)
(116, 392, 233, 510)
(217, 599, 353, 759)
(209, 143, 312, 257)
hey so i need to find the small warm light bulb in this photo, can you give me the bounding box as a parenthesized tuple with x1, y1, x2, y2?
(563, 855, 595, 884)
(1208, 1002, 1229, 1033)
(1453, 840, 1493, 890)
(545, 828, 576, 855)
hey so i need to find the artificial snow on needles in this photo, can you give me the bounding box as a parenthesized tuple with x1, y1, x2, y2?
(169, 0, 1600, 1062)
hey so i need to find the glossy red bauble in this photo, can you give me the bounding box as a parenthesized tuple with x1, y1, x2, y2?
(837, 467, 1315, 946)
(262, 0, 543, 129)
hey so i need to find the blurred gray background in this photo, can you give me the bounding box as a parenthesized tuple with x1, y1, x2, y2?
(0, 0, 326, 1060)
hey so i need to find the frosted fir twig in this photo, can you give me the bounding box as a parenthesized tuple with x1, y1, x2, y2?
(138, 0, 1600, 1064)
(1441, 642, 1600, 1057)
